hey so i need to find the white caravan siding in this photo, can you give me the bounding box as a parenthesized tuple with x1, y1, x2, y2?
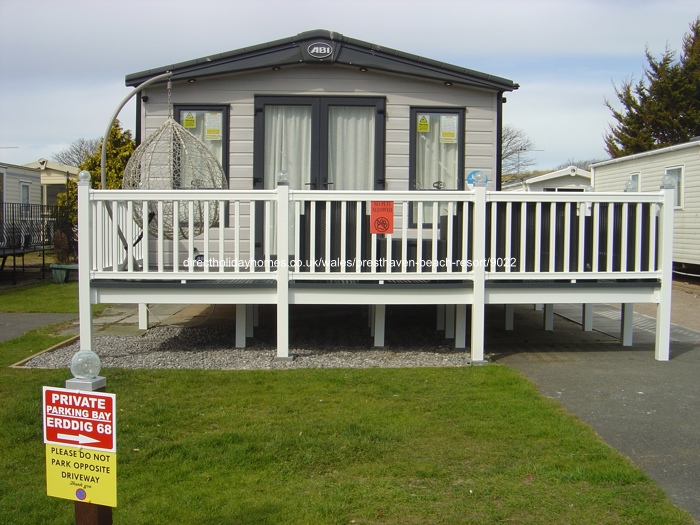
(592, 142, 700, 266)
(0, 164, 41, 205)
(139, 65, 499, 190)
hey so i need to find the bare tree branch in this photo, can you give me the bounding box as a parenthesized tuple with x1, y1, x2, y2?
(51, 137, 101, 167)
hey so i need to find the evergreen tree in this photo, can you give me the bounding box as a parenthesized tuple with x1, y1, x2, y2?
(605, 17, 700, 157)
(55, 121, 135, 259)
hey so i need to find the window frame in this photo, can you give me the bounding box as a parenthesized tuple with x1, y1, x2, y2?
(629, 172, 641, 192)
(253, 95, 386, 190)
(408, 107, 465, 227)
(409, 107, 466, 193)
(664, 165, 684, 209)
(174, 104, 230, 182)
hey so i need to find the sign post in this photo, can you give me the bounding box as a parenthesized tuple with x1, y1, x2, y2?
(43, 380, 116, 524)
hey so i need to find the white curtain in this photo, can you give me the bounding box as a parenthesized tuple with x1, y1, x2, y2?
(415, 113, 459, 220)
(416, 114, 458, 191)
(264, 106, 312, 190)
(328, 106, 374, 190)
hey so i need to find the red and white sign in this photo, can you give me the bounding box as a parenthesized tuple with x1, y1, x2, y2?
(370, 201, 394, 235)
(43, 387, 116, 453)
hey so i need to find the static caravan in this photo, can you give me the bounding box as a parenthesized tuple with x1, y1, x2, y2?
(124, 29, 518, 273)
(1, 162, 46, 264)
(74, 30, 678, 363)
(127, 30, 517, 193)
(1, 162, 41, 207)
(502, 166, 592, 192)
(23, 159, 79, 206)
(592, 138, 700, 269)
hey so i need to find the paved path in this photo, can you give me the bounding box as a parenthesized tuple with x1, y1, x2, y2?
(0, 313, 77, 342)
(494, 304, 700, 522)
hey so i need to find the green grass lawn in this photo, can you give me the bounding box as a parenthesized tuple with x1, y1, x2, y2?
(0, 284, 695, 524)
(0, 281, 79, 313)
(1, 360, 694, 523)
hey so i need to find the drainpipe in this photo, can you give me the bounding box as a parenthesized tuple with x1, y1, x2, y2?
(495, 91, 505, 191)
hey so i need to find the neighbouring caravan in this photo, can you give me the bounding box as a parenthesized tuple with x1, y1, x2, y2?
(0, 162, 41, 207)
(591, 138, 700, 269)
(502, 165, 592, 192)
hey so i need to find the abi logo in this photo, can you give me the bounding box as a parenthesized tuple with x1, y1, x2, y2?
(307, 42, 333, 59)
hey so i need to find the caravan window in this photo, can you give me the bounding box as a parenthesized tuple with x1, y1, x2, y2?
(410, 108, 465, 192)
(664, 166, 683, 208)
(176, 106, 229, 183)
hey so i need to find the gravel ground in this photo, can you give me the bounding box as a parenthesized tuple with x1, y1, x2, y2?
(22, 276, 700, 371)
(23, 306, 472, 370)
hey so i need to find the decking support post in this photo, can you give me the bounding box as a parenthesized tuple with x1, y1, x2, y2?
(445, 305, 455, 339)
(655, 187, 675, 361)
(543, 304, 554, 331)
(235, 304, 247, 348)
(621, 303, 634, 346)
(436, 305, 445, 331)
(246, 304, 255, 337)
(77, 171, 93, 352)
(582, 304, 593, 331)
(470, 183, 487, 363)
(455, 304, 467, 349)
(373, 305, 385, 347)
(504, 304, 515, 331)
(275, 180, 290, 359)
(138, 304, 148, 330)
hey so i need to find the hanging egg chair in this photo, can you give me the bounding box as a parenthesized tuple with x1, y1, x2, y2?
(122, 114, 227, 240)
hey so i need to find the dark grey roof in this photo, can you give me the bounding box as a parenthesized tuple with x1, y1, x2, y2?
(125, 29, 518, 92)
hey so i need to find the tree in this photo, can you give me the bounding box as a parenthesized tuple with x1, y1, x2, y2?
(51, 137, 101, 167)
(554, 158, 607, 171)
(502, 124, 536, 175)
(55, 120, 135, 260)
(605, 17, 700, 157)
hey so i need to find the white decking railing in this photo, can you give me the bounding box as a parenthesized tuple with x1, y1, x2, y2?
(77, 176, 675, 362)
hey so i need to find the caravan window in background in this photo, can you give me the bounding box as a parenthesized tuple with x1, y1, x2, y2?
(664, 166, 683, 208)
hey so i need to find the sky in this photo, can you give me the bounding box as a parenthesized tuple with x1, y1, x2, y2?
(1, 0, 699, 172)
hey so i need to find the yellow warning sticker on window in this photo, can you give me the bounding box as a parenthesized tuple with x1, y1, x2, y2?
(417, 114, 430, 133)
(182, 112, 196, 128)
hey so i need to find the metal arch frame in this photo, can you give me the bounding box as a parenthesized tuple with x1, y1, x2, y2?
(100, 71, 173, 190)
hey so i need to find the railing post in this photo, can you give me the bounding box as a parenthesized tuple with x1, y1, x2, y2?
(470, 183, 487, 363)
(77, 171, 93, 352)
(275, 177, 290, 360)
(655, 187, 675, 361)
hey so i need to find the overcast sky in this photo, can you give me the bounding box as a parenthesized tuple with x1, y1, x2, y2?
(1, 0, 698, 171)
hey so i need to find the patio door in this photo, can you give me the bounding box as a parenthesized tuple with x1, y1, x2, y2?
(254, 96, 385, 191)
(254, 97, 385, 266)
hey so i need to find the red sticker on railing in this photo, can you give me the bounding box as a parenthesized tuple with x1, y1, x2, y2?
(370, 201, 394, 234)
